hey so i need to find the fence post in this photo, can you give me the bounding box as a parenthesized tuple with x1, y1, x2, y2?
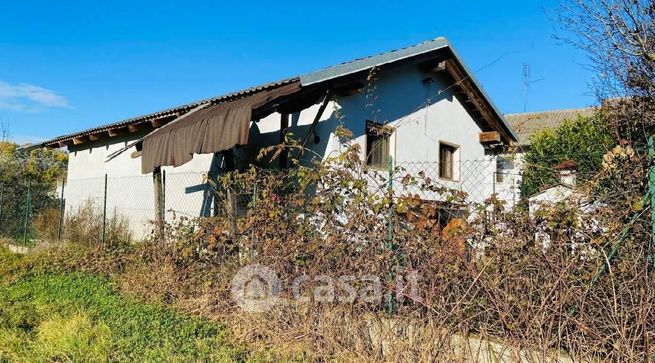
(23, 179, 31, 245)
(101, 174, 108, 245)
(57, 180, 65, 241)
(386, 155, 394, 315)
(252, 180, 258, 209)
(153, 168, 166, 240)
(162, 170, 166, 222)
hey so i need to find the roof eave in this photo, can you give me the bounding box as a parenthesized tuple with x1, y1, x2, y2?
(39, 77, 300, 148)
(299, 37, 519, 144)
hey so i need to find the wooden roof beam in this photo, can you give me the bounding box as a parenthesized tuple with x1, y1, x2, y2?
(58, 140, 73, 148)
(89, 131, 109, 141)
(72, 136, 89, 145)
(479, 131, 501, 144)
(128, 124, 145, 133)
(151, 119, 165, 128)
(108, 127, 128, 137)
(444, 59, 511, 144)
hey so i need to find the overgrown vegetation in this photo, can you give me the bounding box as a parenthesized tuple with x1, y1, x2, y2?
(1, 118, 652, 360)
(5, 126, 644, 360)
(0, 142, 67, 241)
(520, 112, 615, 196)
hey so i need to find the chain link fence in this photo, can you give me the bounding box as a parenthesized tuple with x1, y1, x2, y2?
(0, 159, 530, 246)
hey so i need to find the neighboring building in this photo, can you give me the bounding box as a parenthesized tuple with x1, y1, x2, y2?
(494, 107, 599, 207)
(505, 108, 598, 147)
(528, 160, 578, 216)
(38, 37, 522, 237)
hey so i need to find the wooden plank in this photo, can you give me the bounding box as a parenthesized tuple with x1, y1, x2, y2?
(479, 131, 501, 144)
(300, 90, 332, 152)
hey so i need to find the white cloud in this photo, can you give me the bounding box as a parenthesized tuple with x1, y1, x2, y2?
(0, 81, 71, 111)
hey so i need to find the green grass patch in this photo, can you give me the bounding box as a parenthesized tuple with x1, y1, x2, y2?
(0, 248, 249, 362)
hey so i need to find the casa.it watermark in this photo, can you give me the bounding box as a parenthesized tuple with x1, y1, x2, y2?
(230, 264, 422, 312)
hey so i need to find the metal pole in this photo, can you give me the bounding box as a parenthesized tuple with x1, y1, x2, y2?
(101, 174, 107, 245)
(253, 181, 258, 209)
(386, 156, 394, 315)
(23, 179, 31, 245)
(57, 180, 65, 241)
(161, 170, 166, 222)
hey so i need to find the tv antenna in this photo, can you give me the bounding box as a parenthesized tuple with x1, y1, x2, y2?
(523, 64, 544, 112)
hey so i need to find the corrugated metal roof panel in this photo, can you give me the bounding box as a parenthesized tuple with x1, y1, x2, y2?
(299, 37, 449, 86)
(42, 77, 299, 146)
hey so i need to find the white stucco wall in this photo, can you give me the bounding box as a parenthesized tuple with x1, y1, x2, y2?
(493, 152, 524, 208)
(65, 132, 224, 239)
(252, 63, 501, 205)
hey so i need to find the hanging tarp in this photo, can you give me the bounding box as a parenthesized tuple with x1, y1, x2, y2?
(140, 81, 301, 174)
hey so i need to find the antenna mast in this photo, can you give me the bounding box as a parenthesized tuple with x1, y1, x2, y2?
(523, 64, 530, 112)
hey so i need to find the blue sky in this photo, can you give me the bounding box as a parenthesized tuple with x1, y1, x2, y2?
(0, 0, 595, 144)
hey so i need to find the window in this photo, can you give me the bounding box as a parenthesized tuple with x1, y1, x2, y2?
(496, 156, 514, 183)
(439, 142, 459, 180)
(366, 121, 392, 169)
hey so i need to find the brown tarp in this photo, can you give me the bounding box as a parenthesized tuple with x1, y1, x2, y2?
(141, 81, 301, 174)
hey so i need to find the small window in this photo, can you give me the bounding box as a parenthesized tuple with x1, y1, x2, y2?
(496, 157, 514, 183)
(439, 142, 458, 180)
(366, 121, 392, 169)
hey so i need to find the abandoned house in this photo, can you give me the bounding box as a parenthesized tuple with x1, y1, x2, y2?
(37, 37, 522, 237)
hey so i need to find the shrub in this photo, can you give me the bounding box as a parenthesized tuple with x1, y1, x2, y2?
(521, 112, 615, 197)
(0, 142, 67, 240)
(62, 200, 132, 247)
(32, 206, 62, 242)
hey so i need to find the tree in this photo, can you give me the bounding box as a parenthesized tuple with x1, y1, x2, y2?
(521, 113, 614, 197)
(0, 141, 67, 238)
(556, 0, 655, 144)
